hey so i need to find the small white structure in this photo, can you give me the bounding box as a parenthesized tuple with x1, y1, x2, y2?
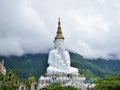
(0, 60, 6, 75)
(38, 76, 49, 90)
(31, 83, 35, 90)
(38, 74, 87, 90)
(18, 85, 26, 90)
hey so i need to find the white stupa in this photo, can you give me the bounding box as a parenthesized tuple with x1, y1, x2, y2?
(0, 60, 6, 75)
(47, 18, 78, 75)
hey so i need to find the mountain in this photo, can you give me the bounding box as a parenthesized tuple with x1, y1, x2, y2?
(0, 54, 48, 79)
(87, 58, 120, 74)
(70, 53, 112, 78)
(0, 53, 115, 79)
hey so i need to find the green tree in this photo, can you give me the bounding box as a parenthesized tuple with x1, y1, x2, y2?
(0, 69, 20, 90)
(28, 76, 36, 83)
(93, 74, 120, 90)
(0, 73, 5, 88)
(26, 75, 36, 90)
(6, 69, 19, 89)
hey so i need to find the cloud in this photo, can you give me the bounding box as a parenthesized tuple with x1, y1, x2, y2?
(0, 0, 120, 59)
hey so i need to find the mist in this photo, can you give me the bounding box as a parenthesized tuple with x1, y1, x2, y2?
(0, 0, 120, 59)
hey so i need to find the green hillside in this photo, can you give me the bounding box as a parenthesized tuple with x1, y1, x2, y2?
(88, 59, 120, 74)
(93, 74, 120, 90)
(0, 54, 48, 79)
(0, 53, 113, 79)
(70, 53, 112, 78)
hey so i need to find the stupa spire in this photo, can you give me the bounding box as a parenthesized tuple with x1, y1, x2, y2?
(55, 18, 64, 40)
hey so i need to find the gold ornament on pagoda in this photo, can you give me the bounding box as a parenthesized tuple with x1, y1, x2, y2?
(55, 18, 64, 40)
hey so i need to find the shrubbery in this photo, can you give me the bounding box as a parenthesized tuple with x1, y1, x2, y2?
(93, 74, 120, 90)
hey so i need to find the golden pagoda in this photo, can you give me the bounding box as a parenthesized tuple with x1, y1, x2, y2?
(55, 18, 64, 40)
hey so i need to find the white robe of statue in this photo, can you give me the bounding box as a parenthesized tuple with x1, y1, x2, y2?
(47, 39, 78, 74)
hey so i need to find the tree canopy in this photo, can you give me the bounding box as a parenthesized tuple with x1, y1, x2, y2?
(93, 74, 120, 90)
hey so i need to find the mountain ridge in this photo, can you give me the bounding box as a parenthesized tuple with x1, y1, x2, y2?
(87, 58, 120, 74)
(0, 53, 119, 79)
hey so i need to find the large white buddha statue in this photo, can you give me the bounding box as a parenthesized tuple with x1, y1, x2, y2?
(47, 18, 78, 75)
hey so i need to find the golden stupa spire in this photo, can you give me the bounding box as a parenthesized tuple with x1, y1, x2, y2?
(55, 18, 64, 40)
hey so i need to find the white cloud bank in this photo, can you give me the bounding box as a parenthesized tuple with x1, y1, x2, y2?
(0, 0, 120, 59)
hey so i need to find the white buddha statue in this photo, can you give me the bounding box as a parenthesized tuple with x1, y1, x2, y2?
(47, 18, 78, 75)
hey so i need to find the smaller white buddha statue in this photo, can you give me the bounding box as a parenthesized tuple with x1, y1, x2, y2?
(47, 18, 78, 75)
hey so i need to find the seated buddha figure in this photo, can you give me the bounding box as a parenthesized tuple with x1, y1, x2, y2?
(47, 19, 78, 75)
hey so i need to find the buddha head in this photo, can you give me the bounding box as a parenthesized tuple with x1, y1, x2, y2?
(54, 39, 65, 51)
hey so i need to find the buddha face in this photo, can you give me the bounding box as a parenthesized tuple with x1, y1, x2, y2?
(54, 39, 65, 51)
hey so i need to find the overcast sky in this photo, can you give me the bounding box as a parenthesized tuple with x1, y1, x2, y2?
(0, 0, 120, 59)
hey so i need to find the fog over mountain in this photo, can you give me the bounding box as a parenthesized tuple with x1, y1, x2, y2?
(0, 0, 120, 59)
